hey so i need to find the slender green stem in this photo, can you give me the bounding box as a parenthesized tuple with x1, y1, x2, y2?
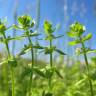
(3, 61, 8, 96)
(11, 67, 15, 96)
(3, 32, 15, 96)
(3, 33, 9, 95)
(80, 38, 94, 96)
(50, 40, 52, 67)
(27, 33, 34, 96)
(48, 77, 52, 91)
(48, 40, 53, 91)
(3, 33, 10, 57)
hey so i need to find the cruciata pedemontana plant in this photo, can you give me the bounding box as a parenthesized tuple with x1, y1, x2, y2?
(40, 20, 66, 96)
(67, 22, 94, 96)
(15, 15, 41, 96)
(0, 19, 17, 96)
(14, 15, 53, 96)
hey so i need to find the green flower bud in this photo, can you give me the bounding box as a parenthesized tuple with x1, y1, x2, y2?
(0, 24, 6, 33)
(18, 15, 35, 28)
(69, 22, 86, 37)
(44, 20, 54, 35)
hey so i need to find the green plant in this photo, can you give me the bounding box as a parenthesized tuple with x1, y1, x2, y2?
(1, 15, 95, 96)
(0, 19, 17, 96)
(67, 22, 94, 96)
(42, 20, 66, 95)
(16, 15, 38, 96)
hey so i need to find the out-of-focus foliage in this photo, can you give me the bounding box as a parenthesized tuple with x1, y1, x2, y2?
(0, 53, 96, 96)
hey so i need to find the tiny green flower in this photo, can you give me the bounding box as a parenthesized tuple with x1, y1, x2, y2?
(18, 15, 35, 28)
(67, 22, 86, 38)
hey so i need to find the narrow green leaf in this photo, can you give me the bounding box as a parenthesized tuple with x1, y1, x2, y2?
(55, 49, 66, 55)
(0, 59, 8, 66)
(68, 40, 80, 46)
(75, 78, 86, 86)
(13, 24, 23, 30)
(18, 45, 31, 56)
(87, 49, 96, 54)
(33, 67, 45, 78)
(7, 32, 40, 42)
(54, 34, 64, 39)
(21, 67, 31, 78)
(33, 45, 44, 49)
(67, 31, 75, 38)
(82, 33, 92, 42)
(6, 26, 13, 30)
(55, 69, 63, 79)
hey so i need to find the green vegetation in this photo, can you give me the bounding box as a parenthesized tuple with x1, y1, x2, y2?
(67, 22, 94, 96)
(0, 15, 96, 96)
